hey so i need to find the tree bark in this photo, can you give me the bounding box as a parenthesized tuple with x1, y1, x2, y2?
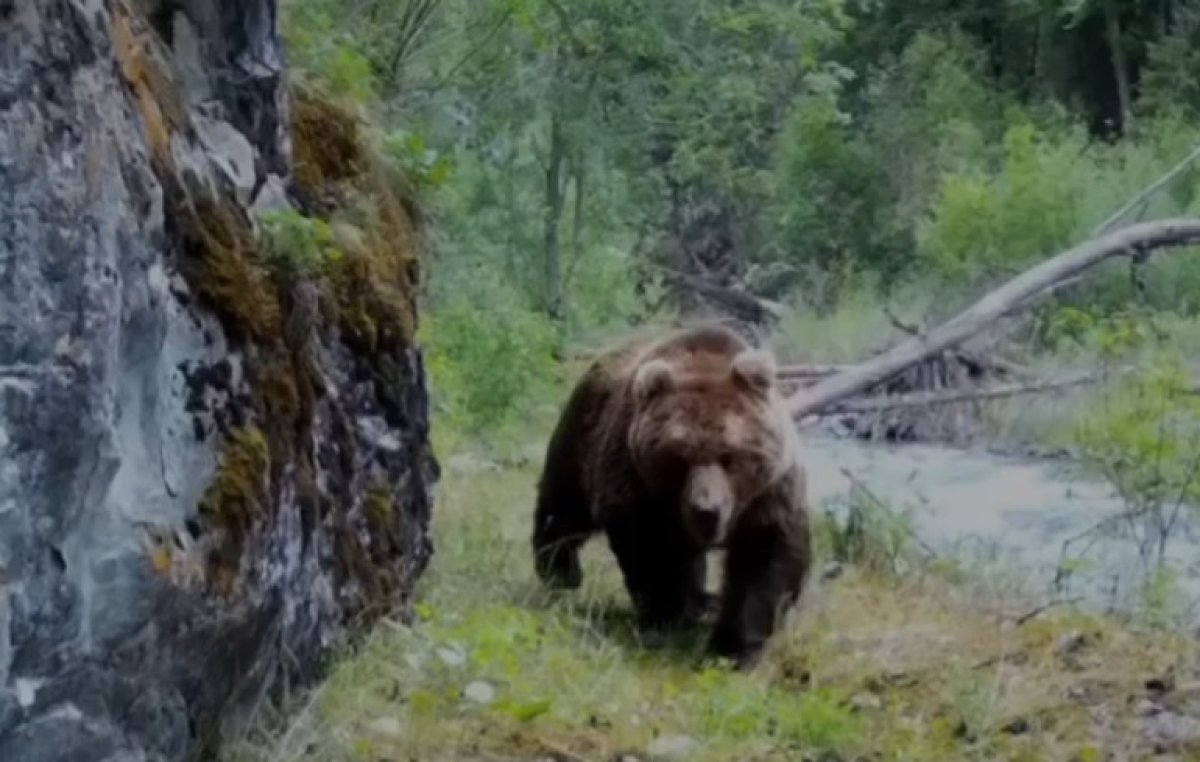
(543, 109, 567, 321)
(1104, 0, 1135, 132)
(788, 218, 1200, 419)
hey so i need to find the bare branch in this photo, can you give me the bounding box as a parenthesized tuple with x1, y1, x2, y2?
(1093, 143, 1200, 236)
(1013, 596, 1085, 627)
(655, 265, 788, 323)
(788, 218, 1200, 419)
(777, 363, 843, 380)
(811, 371, 1109, 414)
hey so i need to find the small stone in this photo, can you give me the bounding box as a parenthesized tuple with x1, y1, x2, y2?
(1056, 631, 1089, 656)
(1142, 710, 1200, 750)
(647, 734, 697, 758)
(14, 679, 43, 708)
(848, 692, 882, 712)
(1137, 698, 1161, 717)
(435, 645, 466, 667)
(462, 680, 495, 704)
(366, 717, 403, 737)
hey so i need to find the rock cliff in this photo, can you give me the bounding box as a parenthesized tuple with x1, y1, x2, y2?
(0, 1, 437, 759)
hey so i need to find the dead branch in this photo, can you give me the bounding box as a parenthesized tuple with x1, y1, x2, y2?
(777, 363, 844, 380)
(656, 265, 787, 323)
(1013, 596, 1086, 627)
(788, 218, 1200, 419)
(812, 371, 1107, 414)
(1092, 143, 1200, 236)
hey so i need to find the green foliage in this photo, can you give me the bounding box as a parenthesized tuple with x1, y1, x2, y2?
(422, 294, 562, 447)
(771, 94, 908, 284)
(381, 128, 454, 191)
(1072, 341, 1200, 569)
(1138, 12, 1200, 120)
(258, 208, 342, 278)
(820, 487, 921, 578)
(279, 0, 376, 103)
(918, 122, 1082, 282)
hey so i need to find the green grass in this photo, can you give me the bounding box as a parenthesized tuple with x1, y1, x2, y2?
(225, 418, 1200, 762)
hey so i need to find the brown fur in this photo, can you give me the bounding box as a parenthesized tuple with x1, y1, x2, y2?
(532, 324, 811, 667)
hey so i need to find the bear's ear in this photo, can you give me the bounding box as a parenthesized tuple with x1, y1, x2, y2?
(732, 349, 777, 394)
(633, 359, 675, 404)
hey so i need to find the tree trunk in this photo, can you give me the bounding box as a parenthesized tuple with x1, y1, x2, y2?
(561, 152, 587, 295)
(543, 109, 567, 321)
(1104, 0, 1135, 132)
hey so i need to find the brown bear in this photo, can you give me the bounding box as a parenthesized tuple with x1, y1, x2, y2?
(531, 323, 811, 667)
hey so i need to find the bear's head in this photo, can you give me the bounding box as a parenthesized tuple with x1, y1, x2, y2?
(627, 346, 794, 546)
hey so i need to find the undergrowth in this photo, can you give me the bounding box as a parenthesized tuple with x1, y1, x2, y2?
(225, 416, 1200, 762)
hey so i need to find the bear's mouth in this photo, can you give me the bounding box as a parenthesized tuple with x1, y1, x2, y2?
(685, 509, 729, 547)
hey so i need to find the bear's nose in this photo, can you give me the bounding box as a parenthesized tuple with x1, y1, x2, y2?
(690, 504, 721, 541)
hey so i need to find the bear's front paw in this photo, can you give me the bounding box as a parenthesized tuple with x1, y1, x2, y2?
(706, 627, 764, 671)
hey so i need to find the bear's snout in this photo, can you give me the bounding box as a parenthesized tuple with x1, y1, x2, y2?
(683, 464, 733, 544)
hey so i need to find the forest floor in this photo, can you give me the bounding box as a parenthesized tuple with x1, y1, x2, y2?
(227, 419, 1200, 762)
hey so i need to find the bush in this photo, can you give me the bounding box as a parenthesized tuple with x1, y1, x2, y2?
(917, 122, 1082, 283)
(422, 294, 563, 452)
(258, 208, 341, 278)
(1071, 339, 1200, 571)
(280, 0, 376, 103)
(771, 95, 909, 290)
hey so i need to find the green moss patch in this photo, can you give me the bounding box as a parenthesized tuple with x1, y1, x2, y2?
(289, 85, 422, 351)
(198, 426, 271, 591)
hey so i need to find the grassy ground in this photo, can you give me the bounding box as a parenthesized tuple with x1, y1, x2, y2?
(226, 419, 1200, 762)
(222, 283, 1200, 761)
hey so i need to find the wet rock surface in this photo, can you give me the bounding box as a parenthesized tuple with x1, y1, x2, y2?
(0, 1, 436, 759)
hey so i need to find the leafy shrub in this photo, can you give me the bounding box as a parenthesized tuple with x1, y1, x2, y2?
(918, 122, 1082, 282)
(771, 95, 909, 289)
(258, 208, 342, 278)
(422, 294, 562, 450)
(1072, 340, 1200, 570)
(382, 128, 455, 192)
(280, 0, 376, 103)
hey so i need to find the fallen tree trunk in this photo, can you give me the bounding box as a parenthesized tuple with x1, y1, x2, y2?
(657, 266, 788, 323)
(805, 371, 1104, 415)
(778, 363, 844, 380)
(788, 218, 1200, 419)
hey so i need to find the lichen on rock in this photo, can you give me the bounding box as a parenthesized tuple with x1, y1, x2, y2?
(0, 1, 437, 760)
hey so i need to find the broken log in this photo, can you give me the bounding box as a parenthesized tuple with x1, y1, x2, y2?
(788, 218, 1200, 419)
(808, 371, 1104, 414)
(656, 265, 788, 323)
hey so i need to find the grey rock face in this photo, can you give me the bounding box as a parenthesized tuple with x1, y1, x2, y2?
(0, 1, 436, 759)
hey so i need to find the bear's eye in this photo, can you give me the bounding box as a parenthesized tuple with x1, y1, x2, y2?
(718, 452, 735, 470)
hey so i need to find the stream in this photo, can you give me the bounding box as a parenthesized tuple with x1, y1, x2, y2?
(804, 433, 1200, 625)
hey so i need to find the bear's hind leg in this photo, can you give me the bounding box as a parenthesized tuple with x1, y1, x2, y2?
(532, 471, 593, 589)
(708, 514, 810, 668)
(606, 515, 707, 632)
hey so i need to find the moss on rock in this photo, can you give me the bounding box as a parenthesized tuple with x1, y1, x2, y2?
(181, 194, 284, 344)
(289, 85, 421, 353)
(198, 426, 271, 588)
